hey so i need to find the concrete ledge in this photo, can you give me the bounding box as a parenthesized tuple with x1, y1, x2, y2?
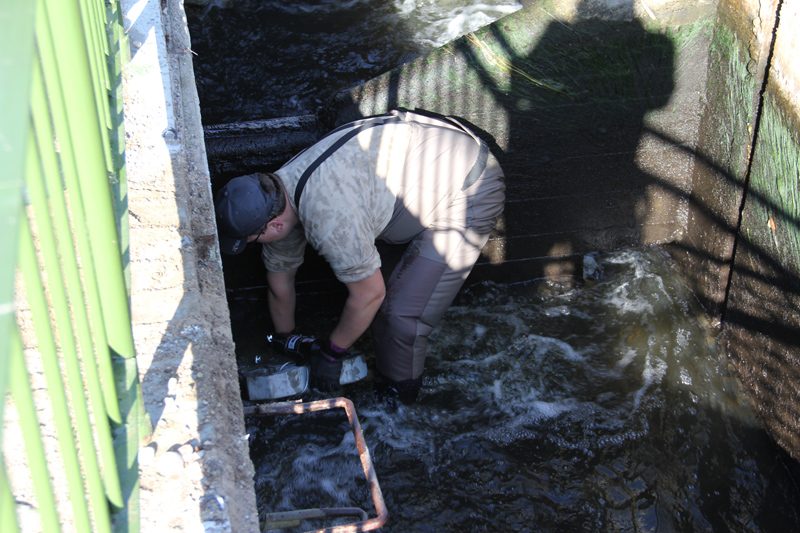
(122, 0, 258, 530)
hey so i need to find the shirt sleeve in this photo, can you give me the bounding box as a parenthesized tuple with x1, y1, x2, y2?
(301, 193, 384, 284)
(261, 225, 307, 273)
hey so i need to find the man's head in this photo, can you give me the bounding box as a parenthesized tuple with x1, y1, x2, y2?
(215, 173, 286, 254)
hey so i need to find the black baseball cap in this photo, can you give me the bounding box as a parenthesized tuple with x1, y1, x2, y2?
(215, 174, 279, 255)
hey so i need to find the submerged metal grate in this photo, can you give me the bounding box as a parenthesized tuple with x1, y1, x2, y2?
(244, 397, 389, 533)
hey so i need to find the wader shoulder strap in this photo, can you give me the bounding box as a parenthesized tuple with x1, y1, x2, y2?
(395, 109, 490, 190)
(294, 113, 401, 209)
(294, 109, 491, 207)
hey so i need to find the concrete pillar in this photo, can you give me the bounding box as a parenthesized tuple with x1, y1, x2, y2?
(122, 0, 259, 530)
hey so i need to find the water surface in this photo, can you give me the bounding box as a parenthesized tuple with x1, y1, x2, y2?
(185, 3, 799, 530)
(186, 0, 522, 123)
(246, 248, 800, 532)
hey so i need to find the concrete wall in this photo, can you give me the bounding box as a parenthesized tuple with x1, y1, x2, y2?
(330, 0, 717, 283)
(122, 0, 258, 530)
(704, 0, 800, 460)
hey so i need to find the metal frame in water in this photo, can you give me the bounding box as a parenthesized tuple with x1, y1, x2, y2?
(244, 397, 389, 532)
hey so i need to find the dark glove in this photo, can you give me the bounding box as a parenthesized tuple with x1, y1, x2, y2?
(265, 332, 317, 358)
(307, 339, 349, 392)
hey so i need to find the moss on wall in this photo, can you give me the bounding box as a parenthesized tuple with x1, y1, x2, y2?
(671, 18, 759, 313)
(744, 96, 800, 272)
(725, 88, 800, 460)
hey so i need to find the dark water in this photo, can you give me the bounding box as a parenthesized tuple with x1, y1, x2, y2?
(186, 0, 522, 123)
(245, 249, 800, 532)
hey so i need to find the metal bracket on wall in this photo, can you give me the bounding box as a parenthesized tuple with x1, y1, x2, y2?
(243, 397, 389, 532)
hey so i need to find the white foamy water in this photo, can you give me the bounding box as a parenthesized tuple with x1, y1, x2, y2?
(394, 0, 523, 46)
(248, 248, 799, 532)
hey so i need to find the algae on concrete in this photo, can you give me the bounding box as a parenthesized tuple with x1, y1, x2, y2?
(745, 97, 800, 270)
(725, 88, 800, 460)
(671, 20, 758, 313)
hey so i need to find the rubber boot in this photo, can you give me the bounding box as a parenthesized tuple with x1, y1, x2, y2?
(374, 374, 422, 405)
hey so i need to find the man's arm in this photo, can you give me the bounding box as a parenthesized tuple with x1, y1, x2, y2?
(329, 269, 385, 350)
(267, 269, 297, 333)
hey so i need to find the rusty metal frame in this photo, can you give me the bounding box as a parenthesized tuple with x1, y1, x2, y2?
(244, 397, 389, 532)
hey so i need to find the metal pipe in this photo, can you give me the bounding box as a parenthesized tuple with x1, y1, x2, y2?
(263, 507, 368, 530)
(244, 398, 389, 532)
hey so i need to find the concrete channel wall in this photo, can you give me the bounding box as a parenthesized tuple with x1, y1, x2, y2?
(122, 0, 258, 530)
(728, 0, 800, 461)
(682, 0, 800, 460)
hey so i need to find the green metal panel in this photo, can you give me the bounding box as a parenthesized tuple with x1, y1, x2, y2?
(0, 464, 20, 532)
(77, 0, 114, 173)
(106, 0, 131, 290)
(30, 57, 123, 509)
(42, 0, 136, 362)
(35, 0, 122, 422)
(0, 0, 37, 528)
(0, 0, 37, 449)
(28, 72, 119, 521)
(2, 0, 144, 530)
(8, 330, 61, 533)
(18, 213, 95, 533)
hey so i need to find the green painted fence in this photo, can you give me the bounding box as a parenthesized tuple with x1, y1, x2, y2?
(0, 0, 144, 531)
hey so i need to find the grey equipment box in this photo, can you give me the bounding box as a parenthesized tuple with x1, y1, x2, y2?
(244, 361, 309, 401)
(243, 353, 369, 401)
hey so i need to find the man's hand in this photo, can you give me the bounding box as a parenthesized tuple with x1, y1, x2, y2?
(306, 339, 351, 391)
(266, 334, 359, 391)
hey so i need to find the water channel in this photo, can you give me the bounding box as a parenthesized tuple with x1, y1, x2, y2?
(185, 2, 800, 530)
(245, 248, 799, 531)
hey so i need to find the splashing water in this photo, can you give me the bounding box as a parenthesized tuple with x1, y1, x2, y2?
(186, 0, 523, 123)
(247, 248, 799, 531)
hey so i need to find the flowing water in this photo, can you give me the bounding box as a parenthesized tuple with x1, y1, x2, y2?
(186, 0, 523, 123)
(245, 249, 800, 532)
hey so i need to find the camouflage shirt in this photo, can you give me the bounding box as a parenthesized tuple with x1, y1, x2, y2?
(263, 110, 481, 284)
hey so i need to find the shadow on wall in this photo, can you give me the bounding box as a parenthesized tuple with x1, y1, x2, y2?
(333, 0, 679, 283)
(498, 9, 676, 280)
